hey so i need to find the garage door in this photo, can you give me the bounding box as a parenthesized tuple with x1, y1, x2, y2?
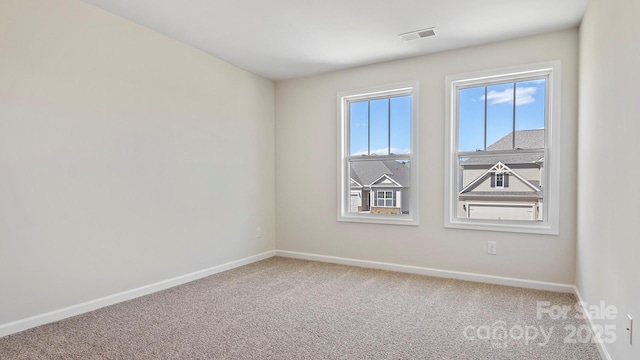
(468, 204, 535, 220)
(350, 193, 360, 212)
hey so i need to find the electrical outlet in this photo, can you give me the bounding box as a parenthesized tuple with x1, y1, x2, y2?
(487, 241, 497, 255)
(256, 227, 262, 238)
(628, 314, 633, 345)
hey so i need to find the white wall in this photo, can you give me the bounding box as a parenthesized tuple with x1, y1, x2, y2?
(577, 0, 640, 358)
(0, 0, 275, 325)
(276, 29, 578, 284)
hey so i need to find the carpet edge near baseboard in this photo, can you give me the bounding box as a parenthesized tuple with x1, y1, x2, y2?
(574, 287, 612, 360)
(275, 250, 574, 293)
(0, 250, 276, 338)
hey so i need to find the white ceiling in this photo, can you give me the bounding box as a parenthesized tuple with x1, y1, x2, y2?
(81, 0, 588, 81)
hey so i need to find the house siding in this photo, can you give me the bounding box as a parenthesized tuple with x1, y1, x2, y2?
(472, 174, 536, 192)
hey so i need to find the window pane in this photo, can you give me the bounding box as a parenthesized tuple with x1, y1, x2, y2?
(349, 101, 369, 156)
(348, 159, 410, 215)
(458, 86, 486, 152)
(390, 96, 411, 155)
(457, 153, 544, 221)
(369, 98, 389, 155)
(486, 83, 514, 150)
(514, 79, 546, 149)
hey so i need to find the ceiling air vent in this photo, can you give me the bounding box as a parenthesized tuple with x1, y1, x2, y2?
(398, 27, 437, 42)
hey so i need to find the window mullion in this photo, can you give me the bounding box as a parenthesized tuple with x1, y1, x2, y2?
(367, 101, 371, 156)
(512, 82, 516, 150)
(458, 149, 544, 157)
(348, 154, 411, 162)
(387, 98, 391, 155)
(483, 86, 488, 151)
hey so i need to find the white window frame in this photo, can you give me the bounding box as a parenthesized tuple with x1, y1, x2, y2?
(444, 61, 560, 235)
(337, 81, 419, 225)
(494, 173, 504, 189)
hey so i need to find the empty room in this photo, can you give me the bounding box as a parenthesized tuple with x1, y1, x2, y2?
(1, 0, 638, 359)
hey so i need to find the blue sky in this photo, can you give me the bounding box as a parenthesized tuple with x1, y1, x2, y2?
(349, 79, 545, 156)
(458, 79, 546, 152)
(349, 95, 411, 156)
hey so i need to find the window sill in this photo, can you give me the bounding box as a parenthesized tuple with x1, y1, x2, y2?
(338, 213, 418, 226)
(445, 218, 558, 235)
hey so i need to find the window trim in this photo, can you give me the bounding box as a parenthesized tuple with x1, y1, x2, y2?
(444, 62, 561, 235)
(337, 81, 419, 226)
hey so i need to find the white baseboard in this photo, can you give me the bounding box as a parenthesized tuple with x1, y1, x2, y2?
(573, 286, 612, 360)
(0, 250, 276, 338)
(2, 249, 584, 342)
(275, 250, 575, 293)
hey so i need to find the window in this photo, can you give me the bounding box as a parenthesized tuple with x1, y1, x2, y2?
(338, 82, 418, 225)
(376, 191, 394, 207)
(493, 173, 505, 189)
(444, 62, 560, 234)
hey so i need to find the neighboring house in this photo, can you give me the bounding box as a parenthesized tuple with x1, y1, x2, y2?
(458, 129, 544, 221)
(350, 160, 410, 215)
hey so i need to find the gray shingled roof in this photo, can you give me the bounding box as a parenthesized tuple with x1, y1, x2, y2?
(350, 160, 410, 187)
(463, 129, 544, 165)
(486, 129, 544, 151)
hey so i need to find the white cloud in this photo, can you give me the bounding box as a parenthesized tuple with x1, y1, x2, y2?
(388, 147, 410, 155)
(352, 147, 410, 156)
(480, 86, 538, 106)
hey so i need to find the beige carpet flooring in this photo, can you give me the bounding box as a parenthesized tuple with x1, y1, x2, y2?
(0, 257, 601, 359)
